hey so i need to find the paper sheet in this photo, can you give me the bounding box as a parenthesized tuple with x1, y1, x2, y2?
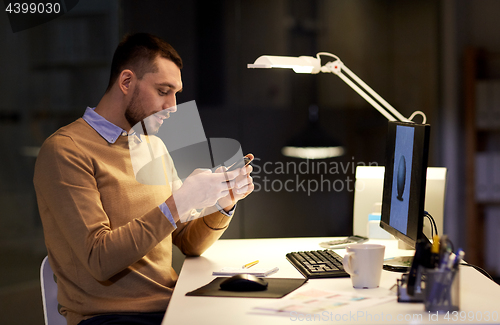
(212, 266, 279, 277)
(253, 288, 396, 316)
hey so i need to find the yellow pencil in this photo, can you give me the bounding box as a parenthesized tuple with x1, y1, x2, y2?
(242, 260, 259, 269)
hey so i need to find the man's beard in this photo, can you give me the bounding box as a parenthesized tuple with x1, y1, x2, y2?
(125, 88, 162, 135)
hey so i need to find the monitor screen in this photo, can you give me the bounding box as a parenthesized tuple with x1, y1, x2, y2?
(380, 121, 431, 248)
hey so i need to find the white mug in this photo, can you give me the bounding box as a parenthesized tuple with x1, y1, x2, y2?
(342, 244, 385, 289)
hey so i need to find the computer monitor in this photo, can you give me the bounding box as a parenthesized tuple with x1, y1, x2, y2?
(380, 121, 431, 248)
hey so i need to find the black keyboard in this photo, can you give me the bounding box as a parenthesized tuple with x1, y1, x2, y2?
(286, 249, 350, 279)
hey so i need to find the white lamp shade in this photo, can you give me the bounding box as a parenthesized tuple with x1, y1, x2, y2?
(247, 55, 321, 74)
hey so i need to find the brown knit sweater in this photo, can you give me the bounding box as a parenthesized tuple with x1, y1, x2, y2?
(34, 118, 232, 325)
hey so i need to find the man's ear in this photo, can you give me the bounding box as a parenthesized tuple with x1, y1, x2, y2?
(118, 69, 134, 95)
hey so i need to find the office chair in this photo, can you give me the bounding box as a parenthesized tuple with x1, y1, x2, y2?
(40, 256, 67, 325)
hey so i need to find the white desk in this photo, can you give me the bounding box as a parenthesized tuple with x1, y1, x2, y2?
(162, 238, 500, 324)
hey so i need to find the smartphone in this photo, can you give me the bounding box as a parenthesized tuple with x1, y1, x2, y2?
(226, 155, 253, 172)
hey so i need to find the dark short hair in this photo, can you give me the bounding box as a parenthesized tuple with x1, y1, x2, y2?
(106, 33, 183, 92)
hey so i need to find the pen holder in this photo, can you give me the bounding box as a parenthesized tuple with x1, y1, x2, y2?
(423, 268, 460, 312)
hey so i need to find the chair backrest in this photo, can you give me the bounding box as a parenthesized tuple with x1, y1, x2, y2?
(40, 256, 67, 325)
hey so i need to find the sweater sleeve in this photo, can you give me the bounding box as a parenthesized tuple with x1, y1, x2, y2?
(172, 209, 232, 256)
(34, 134, 176, 282)
(162, 150, 233, 256)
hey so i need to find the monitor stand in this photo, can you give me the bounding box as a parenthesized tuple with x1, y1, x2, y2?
(398, 241, 414, 250)
(383, 256, 413, 272)
(383, 241, 415, 272)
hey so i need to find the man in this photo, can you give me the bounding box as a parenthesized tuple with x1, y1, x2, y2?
(33, 33, 254, 325)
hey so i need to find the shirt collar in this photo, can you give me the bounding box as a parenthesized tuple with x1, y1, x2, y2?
(82, 107, 130, 144)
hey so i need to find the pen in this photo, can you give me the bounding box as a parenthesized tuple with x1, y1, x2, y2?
(446, 253, 456, 271)
(431, 235, 440, 268)
(242, 260, 259, 269)
(438, 251, 450, 270)
(453, 249, 465, 270)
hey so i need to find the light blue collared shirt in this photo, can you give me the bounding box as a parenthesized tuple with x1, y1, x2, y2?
(82, 107, 234, 228)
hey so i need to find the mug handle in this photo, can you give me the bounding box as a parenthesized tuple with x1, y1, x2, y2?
(343, 252, 356, 275)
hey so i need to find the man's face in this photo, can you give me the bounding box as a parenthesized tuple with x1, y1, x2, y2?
(125, 57, 183, 134)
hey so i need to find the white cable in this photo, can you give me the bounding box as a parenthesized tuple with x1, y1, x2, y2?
(408, 111, 427, 124)
(316, 52, 340, 62)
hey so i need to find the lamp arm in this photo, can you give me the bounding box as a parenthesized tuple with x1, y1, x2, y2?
(317, 52, 417, 123)
(340, 65, 409, 122)
(336, 71, 397, 122)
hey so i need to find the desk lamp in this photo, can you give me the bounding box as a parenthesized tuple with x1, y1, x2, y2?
(247, 52, 426, 124)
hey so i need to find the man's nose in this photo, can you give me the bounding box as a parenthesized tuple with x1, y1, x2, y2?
(163, 99, 177, 112)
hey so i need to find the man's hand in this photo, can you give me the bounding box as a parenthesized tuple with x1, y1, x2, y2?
(216, 154, 255, 212)
(171, 167, 243, 222)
